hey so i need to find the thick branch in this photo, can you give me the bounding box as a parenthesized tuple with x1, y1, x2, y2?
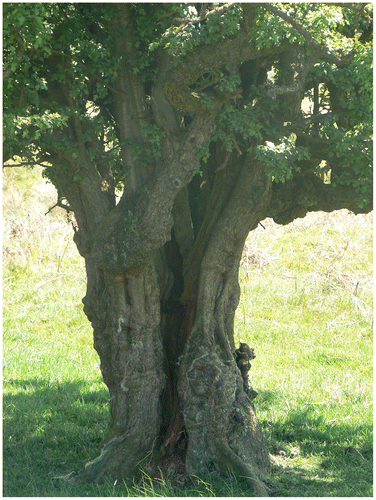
(164, 33, 291, 112)
(242, 4, 258, 32)
(91, 112, 218, 274)
(267, 173, 372, 225)
(108, 4, 150, 194)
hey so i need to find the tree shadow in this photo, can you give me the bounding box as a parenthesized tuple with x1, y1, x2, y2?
(3, 378, 109, 496)
(3, 382, 372, 496)
(256, 391, 373, 496)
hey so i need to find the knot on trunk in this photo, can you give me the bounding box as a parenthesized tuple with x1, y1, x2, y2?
(235, 343, 258, 400)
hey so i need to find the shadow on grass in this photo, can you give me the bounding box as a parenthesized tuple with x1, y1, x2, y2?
(3, 383, 373, 497)
(3, 378, 109, 497)
(257, 391, 373, 497)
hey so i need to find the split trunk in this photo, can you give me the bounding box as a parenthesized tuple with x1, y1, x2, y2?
(67, 148, 272, 495)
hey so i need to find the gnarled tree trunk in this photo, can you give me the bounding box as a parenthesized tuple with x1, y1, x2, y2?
(63, 147, 272, 494)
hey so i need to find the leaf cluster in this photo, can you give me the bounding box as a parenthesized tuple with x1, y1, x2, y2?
(3, 2, 373, 209)
(255, 135, 310, 183)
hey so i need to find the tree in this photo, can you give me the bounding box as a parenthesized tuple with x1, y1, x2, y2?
(3, 3, 372, 495)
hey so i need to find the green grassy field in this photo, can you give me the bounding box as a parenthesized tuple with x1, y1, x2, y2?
(3, 167, 373, 497)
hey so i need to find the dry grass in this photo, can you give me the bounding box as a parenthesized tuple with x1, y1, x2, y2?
(241, 210, 373, 324)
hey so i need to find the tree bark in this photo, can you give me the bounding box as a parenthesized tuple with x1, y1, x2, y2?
(268, 172, 373, 225)
(177, 154, 272, 495)
(73, 262, 165, 482)
(62, 149, 273, 494)
(54, 137, 371, 492)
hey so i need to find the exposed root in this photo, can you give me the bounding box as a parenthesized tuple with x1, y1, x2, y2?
(53, 471, 77, 484)
(214, 438, 270, 497)
(55, 435, 132, 484)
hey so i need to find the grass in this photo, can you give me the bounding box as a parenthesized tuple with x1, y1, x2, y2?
(237, 211, 373, 496)
(3, 167, 373, 497)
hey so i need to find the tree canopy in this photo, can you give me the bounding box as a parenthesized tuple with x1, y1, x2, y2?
(3, 2, 373, 494)
(4, 3, 373, 211)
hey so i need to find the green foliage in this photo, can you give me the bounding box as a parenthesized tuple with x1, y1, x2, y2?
(218, 72, 242, 93)
(213, 96, 282, 152)
(3, 2, 372, 208)
(311, 38, 373, 207)
(152, 5, 242, 58)
(255, 135, 310, 183)
(195, 142, 210, 171)
(140, 123, 166, 162)
(252, 3, 357, 50)
(198, 5, 242, 44)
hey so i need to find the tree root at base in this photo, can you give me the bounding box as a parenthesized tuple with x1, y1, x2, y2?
(55, 435, 270, 496)
(54, 435, 130, 484)
(214, 438, 270, 497)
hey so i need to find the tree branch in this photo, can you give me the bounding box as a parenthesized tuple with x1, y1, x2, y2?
(267, 173, 372, 225)
(3, 160, 52, 169)
(265, 81, 303, 100)
(45, 199, 72, 215)
(170, 3, 235, 28)
(283, 112, 336, 130)
(241, 4, 258, 32)
(164, 34, 291, 112)
(262, 3, 354, 67)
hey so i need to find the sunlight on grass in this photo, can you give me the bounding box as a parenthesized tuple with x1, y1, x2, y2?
(236, 210, 373, 497)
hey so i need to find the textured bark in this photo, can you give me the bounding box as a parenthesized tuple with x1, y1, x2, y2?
(72, 263, 165, 482)
(61, 150, 274, 494)
(177, 155, 272, 495)
(54, 136, 371, 492)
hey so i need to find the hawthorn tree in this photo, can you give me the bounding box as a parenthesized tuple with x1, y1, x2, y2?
(3, 2, 372, 495)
